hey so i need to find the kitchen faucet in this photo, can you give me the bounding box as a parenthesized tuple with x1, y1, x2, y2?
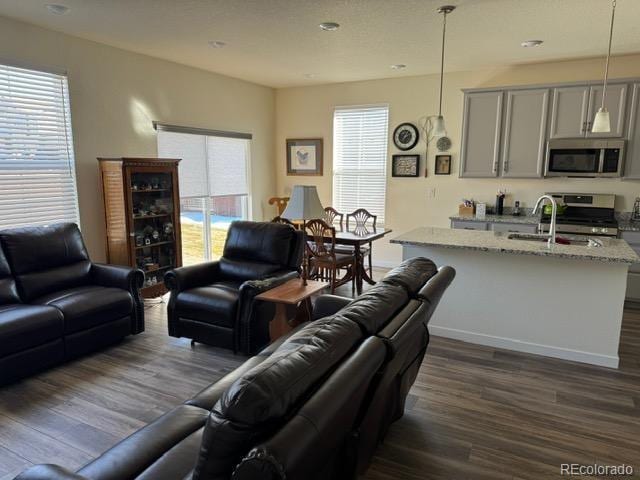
(532, 195, 557, 246)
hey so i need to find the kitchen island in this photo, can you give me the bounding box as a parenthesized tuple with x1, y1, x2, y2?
(392, 227, 639, 368)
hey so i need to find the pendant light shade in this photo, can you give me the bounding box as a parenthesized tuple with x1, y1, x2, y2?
(432, 115, 447, 137)
(592, 107, 611, 133)
(433, 5, 455, 138)
(592, 0, 617, 134)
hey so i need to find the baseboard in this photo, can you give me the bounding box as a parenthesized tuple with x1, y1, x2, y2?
(372, 260, 400, 269)
(428, 325, 619, 369)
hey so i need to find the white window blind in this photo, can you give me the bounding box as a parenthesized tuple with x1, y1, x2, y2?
(157, 130, 249, 199)
(333, 105, 389, 225)
(0, 63, 79, 229)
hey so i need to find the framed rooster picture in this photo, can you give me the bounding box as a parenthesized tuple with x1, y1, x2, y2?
(286, 138, 323, 176)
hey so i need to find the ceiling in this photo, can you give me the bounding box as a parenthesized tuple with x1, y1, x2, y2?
(1, 0, 640, 88)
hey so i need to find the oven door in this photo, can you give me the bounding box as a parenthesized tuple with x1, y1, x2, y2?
(545, 147, 601, 177)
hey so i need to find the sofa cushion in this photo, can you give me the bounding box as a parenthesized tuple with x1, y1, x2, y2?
(337, 282, 410, 335)
(381, 257, 438, 296)
(0, 246, 19, 305)
(0, 223, 91, 301)
(33, 285, 133, 334)
(192, 316, 363, 479)
(175, 284, 240, 328)
(218, 258, 281, 282)
(223, 221, 296, 267)
(0, 304, 63, 357)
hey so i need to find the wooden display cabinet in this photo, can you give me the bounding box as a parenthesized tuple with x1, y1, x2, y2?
(98, 158, 182, 298)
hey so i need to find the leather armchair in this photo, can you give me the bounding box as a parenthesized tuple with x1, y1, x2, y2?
(165, 221, 304, 355)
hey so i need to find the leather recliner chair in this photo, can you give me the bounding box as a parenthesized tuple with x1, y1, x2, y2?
(164, 221, 304, 355)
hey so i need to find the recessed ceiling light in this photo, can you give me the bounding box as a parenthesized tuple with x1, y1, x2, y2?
(521, 39, 543, 48)
(46, 4, 69, 15)
(319, 22, 340, 31)
(391, 64, 407, 70)
(208, 40, 227, 48)
(303, 73, 317, 79)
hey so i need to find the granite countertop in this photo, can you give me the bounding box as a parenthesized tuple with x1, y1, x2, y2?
(449, 213, 540, 225)
(392, 227, 639, 264)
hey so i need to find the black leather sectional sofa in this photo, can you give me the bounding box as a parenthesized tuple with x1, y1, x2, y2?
(15, 257, 455, 480)
(0, 223, 144, 385)
(165, 221, 304, 355)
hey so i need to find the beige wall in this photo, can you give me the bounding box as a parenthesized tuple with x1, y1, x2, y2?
(0, 15, 276, 262)
(275, 54, 640, 265)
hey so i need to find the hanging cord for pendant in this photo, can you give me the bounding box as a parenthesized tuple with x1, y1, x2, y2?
(438, 10, 447, 116)
(601, 0, 616, 109)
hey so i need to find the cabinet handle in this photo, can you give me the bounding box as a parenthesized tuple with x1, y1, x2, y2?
(587, 120, 592, 131)
(581, 121, 586, 133)
(493, 160, 499, 174)
(504, 160, 509, 173)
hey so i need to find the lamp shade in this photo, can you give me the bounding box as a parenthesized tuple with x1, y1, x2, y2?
(432, 115, 447, 137)
(591, 107, 611, 133)
(281, 185, 325, 220)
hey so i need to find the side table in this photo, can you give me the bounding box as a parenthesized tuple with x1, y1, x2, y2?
(256, 278, 329, 341)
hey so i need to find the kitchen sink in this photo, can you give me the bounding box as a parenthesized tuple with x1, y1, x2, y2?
(507, 233, 603, 247)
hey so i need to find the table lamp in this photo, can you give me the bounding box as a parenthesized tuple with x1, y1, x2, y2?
(281, 185, 325, 285)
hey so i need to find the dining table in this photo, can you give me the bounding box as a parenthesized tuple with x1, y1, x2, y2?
(332, 225, 392, 295)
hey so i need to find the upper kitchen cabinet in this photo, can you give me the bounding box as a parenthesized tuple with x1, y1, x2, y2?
(501, 88, 549, 178)
(624, 83, 640, 179)
(549, 85, 590, 139)
(549, 83, 627, 139)
(459, 91, 503, 178)
(586, 83, 627, 138)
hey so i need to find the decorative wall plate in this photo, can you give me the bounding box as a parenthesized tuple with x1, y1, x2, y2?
(436, 136, 452, 152)
(393, 123, 419, 151)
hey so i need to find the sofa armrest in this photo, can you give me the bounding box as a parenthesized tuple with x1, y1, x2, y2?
(312, 294, 352, 320)
(91, 263, 144, 291)
(235, 270, 300, 354)
(14, 465, 88, 480)
(164, 261, 221, 293)
(91, 263, 145, 334)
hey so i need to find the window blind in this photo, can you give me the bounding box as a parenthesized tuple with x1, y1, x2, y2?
(0, 63, 79, 229)
(157, 130, 249, 198)
(332, 106, 389, 224)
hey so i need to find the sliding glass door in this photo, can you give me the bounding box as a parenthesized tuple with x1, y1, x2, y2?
(158, 129, 250, 265)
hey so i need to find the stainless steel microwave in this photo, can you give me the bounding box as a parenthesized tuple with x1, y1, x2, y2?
(544, 139, 625, 178)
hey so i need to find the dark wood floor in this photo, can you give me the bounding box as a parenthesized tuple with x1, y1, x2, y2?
(0, 278, 638, 479)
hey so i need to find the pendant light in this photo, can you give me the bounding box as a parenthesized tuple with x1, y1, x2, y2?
(433, 5, 455, 137)
(592, 0, 617, 133)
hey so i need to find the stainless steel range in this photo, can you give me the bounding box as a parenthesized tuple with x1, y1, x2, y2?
(539, 193, 618, 237)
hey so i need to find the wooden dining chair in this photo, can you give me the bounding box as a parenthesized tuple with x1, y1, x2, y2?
(324, 206, 344, 228)
(271, 215, 296, 227)
(268, 196, 290, 216)
(305, 219, 355, 294)
(346, 208, 377, 279)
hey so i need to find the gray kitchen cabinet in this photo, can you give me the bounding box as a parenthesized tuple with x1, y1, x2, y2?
(459, 91, 503, 178)
(624, 83, 640, 179)
(586, 83, 627, 138)
(549, 83, 627, 139)
(549, 85, 590, 139)
(501, 88, 549, 178)
(490, 222, 538, 234)
(450, 220, 488, 230)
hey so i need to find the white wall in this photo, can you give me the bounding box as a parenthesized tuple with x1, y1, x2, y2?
(0, 15, 276, 261)
(275, 54, 640, 265)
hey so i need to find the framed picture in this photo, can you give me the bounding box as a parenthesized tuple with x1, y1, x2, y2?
(435, 154, 452, 175)
(286, 138, 323, 176)
(391, 154, 420, 177)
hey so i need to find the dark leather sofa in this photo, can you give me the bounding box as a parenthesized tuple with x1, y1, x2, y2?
(0, 223, 144, 385)
(165, 221, 304, 355)
(15, 257, 455, 480)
